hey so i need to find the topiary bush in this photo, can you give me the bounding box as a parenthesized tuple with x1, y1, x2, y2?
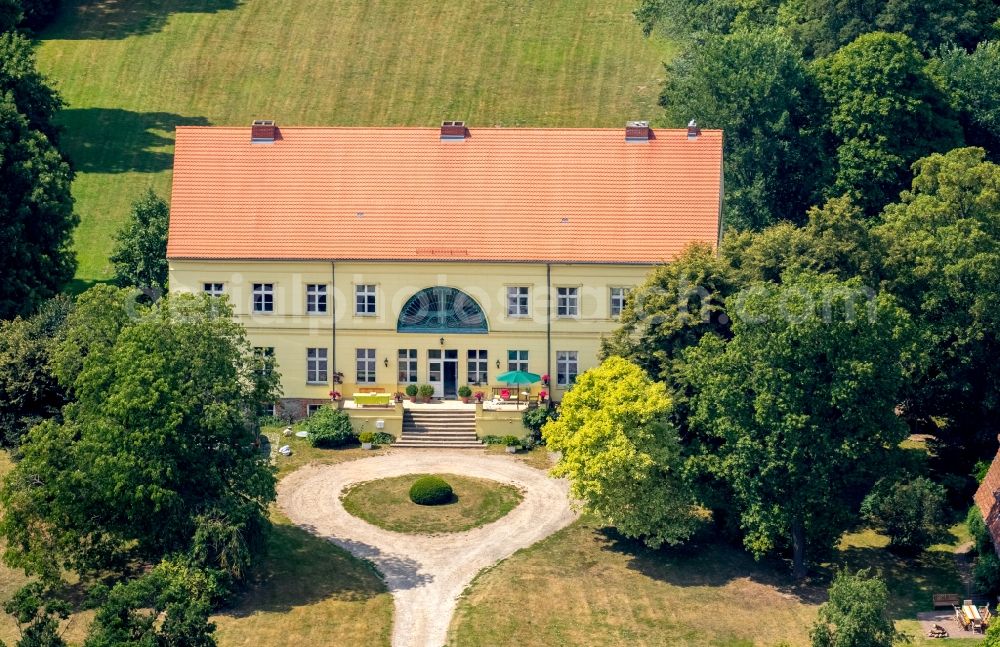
(405, 384, 418, 397)
(418, 384, 435, 400)
(408, 476, 454, 505)
(300, 407, 356, 448)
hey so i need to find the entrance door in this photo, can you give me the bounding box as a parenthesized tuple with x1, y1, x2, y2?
(443, 350, 458, 399)
(428, 350, 443, 398)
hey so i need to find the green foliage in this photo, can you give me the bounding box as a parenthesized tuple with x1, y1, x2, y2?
(0, 0, 21, 31)
(109, 189, 169, 298)
(932, 42, 1000, 167)
(660, 30, 823, 230)
(635, 0, 778, 37)
(480, 435, 505, 445)
(0, 296, 71, 447)
(968, 506, 1000, 593)
(457, 385, 472, 398)
(408, 476, 454, 506)
(2, 582, 70, 647)
(814, 32, 963, 215)
(358, 431, 374, 444)
(417, 384, 435, 399)
(543, 356, 700, 548)
(685, 273, 912, 577)
(810, 569, 906, 647)
(1, 291, 278, 581)
(875, 147, 1000, 462)
(404, 384, 418, 397)
(300, 407, 356, 448)
(501, 435, 521, 447)
(371, 431, 394, 446)
(860, 476, 947, 551)
(522, 406, 558, 436)
(985, 620, 1000, 646)
(0, 33, 62, 143)
(17, 0, 60, 31)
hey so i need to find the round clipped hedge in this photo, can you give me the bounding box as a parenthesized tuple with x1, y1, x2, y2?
(408, 475, 454, 506)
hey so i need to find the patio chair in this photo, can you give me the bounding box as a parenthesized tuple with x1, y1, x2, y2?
(957, 610, 972, 631)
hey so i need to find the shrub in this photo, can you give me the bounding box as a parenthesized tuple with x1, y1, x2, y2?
(458, 385, 472, 398)
(860, 475, 947, 551)
(481, 435, 504, 445)
(405, 384, 418, 397)
(409, 476, 453, 505)
(300, 408, 356, 448)
(358, 432, 374, 444)
(418, 384, 435, 399)
(969, 506, 1000, 594)
(501, 435, 521, 448)
(522, 406, 559, 437)
(372, 431, 395, 445)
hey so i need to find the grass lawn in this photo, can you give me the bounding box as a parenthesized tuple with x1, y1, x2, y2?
(448, 514, 983, 647)
(34, 0, 675, 284)
(341, 473, 523, 534)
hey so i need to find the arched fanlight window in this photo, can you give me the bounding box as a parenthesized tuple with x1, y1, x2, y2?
(397, 287, 488, 334)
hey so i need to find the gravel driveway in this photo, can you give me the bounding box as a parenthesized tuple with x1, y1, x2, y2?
(277, 451, 577, 647)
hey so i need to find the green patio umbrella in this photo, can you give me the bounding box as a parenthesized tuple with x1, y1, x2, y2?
(495, 370, 541, 385)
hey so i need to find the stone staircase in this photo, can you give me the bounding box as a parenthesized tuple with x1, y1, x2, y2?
(395, 409, 483, 448)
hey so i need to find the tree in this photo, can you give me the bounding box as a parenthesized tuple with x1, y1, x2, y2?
(635, 0, 779, 38)
(686, 272, 912, 577)
(660, 29, 825, 230)
(0, 582, 70, 647)
(542, 356, 700, 548)
(18, 0, 61, 31)
(109, 189, 170, 298)
(933, 41, 1000, 153)
(860, 476, 947, 551)
(1, 291, 278, 580)
(814, 32, 963, 216)
(0, 0, 21, 33)
(0, 295, 71, 447)
(0, 33, 62, 142)
(875, 147, 1000, 465)
(810, 569, 906, 647)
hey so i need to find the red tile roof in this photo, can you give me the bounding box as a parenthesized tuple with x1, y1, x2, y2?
(167, 126, 723, 263)
(975, 450, 1000, 556)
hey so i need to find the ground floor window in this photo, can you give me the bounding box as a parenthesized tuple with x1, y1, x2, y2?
(556, 351, 578, 387)
(507, 350, 528, 372)
(357, 348, 376, 384)
(398, 349, 418, 383)
(259, 402, 276, 418)
(306, 348, 328, 383)
(468, 349, 488, 384)
(306, 404, 325, 416)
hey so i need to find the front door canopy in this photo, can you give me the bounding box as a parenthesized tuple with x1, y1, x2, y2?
(397, 287, 488, 334)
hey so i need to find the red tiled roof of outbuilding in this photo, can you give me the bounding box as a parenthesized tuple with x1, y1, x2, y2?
(975, 449, 1000, 556)
(166, 125, 723, 264)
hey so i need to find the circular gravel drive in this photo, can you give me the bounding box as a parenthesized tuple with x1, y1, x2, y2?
(277, 451, 577, 647)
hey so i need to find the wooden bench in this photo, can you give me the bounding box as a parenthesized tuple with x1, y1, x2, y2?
(358, 387, 385, 394)
(933, 593, 960, 609)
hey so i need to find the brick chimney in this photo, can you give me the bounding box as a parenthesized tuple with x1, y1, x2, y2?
(625, 120, 651, 142)
(251, 119, 277, 143)
(440, 121, 468, 140)
(687, 119, 700, 139)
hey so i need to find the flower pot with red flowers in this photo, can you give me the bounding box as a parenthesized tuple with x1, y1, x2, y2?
(329, 390, 341, 402)
(539, 390, 548, 403)
(541, 374, 550, 386)
(474, 391, 485, 403)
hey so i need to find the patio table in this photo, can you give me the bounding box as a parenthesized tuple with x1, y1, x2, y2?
(964, 604, 982, 622)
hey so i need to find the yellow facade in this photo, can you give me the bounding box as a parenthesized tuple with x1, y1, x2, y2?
(168, 260, 653, 410)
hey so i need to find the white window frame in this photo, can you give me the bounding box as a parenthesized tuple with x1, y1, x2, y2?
(355, 284, 377, 316)
(610, 287, 630, 317)
(306, 347, 328, 384)
(467, 350, 488, 384)
(306, 284, 328, 314)
(556, 287, 579, 317)
(253, 283, 274, 313)
(506, 286, 530, 318)
(507, 350, 528, 372)
(398, 349, 418, 383)
(356, 348, 376, 384)
(556, 351, 578, 387)
(203, 282, 224, 297)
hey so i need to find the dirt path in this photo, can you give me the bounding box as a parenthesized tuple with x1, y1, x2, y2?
(277, 451, 577, 647)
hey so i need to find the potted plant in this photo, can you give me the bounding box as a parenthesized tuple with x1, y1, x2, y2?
(458, 385, 472, 403)
(418, 384, 435, 403)
(502, 435, 521, 454)
(539, 389, 548, 403)
(541, 373, 550, 386)
(474, 391, 485, 403)
(329, 390, 341, 401)
(394, 391, 404, 403)
(359, 431, 375, 450)
(405, 384, 418, 402)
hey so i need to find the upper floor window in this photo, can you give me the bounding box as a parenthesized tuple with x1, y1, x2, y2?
(556, 287, 578, 317)
(468, 350, 488, 384)
(508, 350, 528, 372)
(356, 284, 376, 316)
(357, 348, 376, 384)
(398, 349, 418, 383)
(507, 286, 529, 317)
(253, 283, 274, 313)
(253, 346, 275, 377)
(203, 283, 224, 297)
(306, 284, 328, 314)
(610, 287, 630, 317)
(556, 351, 578, 387)
(306, 348, 328, 383)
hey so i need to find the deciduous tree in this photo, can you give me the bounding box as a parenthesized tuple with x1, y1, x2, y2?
(811, 569, 906, 647)
(109, 189, 169, 298)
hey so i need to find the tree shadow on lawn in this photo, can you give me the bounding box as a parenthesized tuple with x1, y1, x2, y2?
(41, 0, 242, 40)
(220, 522, 389, 618)
(57, 108, 210, 174)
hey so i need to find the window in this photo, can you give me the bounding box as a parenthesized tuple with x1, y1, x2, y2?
(610, 287, 630, 317)
(306, 404, 325, 416)
(468, 350, 488, 384)
(355, 284, 376, 315)
(507, 286, 529, 317)
(556, 287, 578, 317)
(398, 349, 418, 383)
(253, 347, 275, 377)
(259, 402, 276, 418)
(203, 282, 224, 297)
(306, 284, 328, 314)
(356, 348, 376, 384)
(507, 350, 528, 372)
(306, 348, 327, 383)
(556, 351, 578, 386)
(253, 283, 274, 313)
